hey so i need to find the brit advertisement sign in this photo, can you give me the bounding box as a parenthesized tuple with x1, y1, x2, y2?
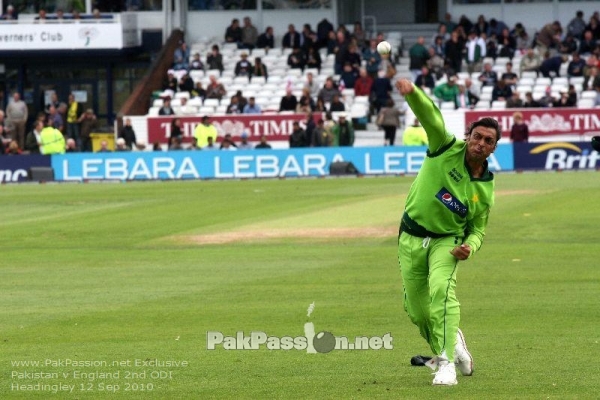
(0, 155, 51, 182)
(513, 141, 600, 170)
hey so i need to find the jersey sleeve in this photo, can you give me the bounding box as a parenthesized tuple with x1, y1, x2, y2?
(404, 86, 454, 154)
(464, 207, 490, 257)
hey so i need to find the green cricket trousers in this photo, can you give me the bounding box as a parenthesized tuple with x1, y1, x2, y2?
(398, 231, 461, 362)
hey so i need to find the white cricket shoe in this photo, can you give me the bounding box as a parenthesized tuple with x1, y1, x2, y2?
(432, 360, 457, 386)
(455, 328, 474, 376)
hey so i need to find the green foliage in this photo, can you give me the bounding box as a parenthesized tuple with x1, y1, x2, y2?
(0, 172, 598, 398)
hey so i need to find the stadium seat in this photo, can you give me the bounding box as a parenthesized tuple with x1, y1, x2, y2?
(216, 105, 228, 114)
(350, 103, 368, 118)
(152, 99, 163, 107)
(206, 69, 221, 78)
(520, 71, 537, 80)
(535, 77, 551, 86)
(577, 99, 595, 108)
(203, 98, 220, 107)
(569, 76, 584, 85)
(175, 92, 190, 100)
(440, 101, 455, 110)
(148, 106, 160, 115)
(199, 106, 215, 114)
(491, 101, 506, 109)
(580, 91, 596, 99)
(189, 70, 204, 80)
(188, 97, 203, 107)
(354, 96, 369, 104)
(252, 48, 266, 57)
(474, 102, 490, 110)
(251, 76, 266, 84)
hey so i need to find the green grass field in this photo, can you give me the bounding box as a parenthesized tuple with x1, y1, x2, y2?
(1, 172, 598, 399)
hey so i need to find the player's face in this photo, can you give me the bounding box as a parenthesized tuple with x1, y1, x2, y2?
(466, 126, 497, 162)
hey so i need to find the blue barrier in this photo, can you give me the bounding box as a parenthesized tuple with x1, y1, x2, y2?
(51, 145, 514, 181)
(0, 155, 51, 182)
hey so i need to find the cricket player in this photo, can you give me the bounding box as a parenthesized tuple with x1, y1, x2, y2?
(396, 78, 500, 386)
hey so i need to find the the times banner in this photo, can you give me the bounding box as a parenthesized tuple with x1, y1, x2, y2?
(465, 108, 600, 137)
(147, 114, 323, 144)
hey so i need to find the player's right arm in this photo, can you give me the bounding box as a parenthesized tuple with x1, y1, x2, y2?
(395, 79, 454, 153)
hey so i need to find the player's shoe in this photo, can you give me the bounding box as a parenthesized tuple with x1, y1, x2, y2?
(432, 360, 457, 386)
(455, 328, 474, 376)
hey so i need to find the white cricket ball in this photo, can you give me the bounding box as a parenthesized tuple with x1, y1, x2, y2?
(377, 41, 392, 55)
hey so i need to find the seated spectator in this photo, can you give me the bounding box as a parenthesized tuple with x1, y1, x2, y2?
(304, 72, 320, 98)
(523, 91, 541, 107)
(326, 30, 337, 55)
(287, 47, 306, 71)
(158, 97, 175, 115)
(584, 66, 600, 90)
(289, 121, 307, 148)
(456, 84, 473, 109)
(586, 15, 600, 40)
(238, 132, 253, 150)
(318, 77, 341, 103)
(339, 62, 357, 89)
(553, 89, 576, 107)
(66, 138, 78, 153)
(520, 48, 541, 76)
(282, 24, 301, 48)
(354, 68, 373, 96)
(567, 10, 586, 40)
(464, 78, 480, 105)
(206, 45, 224, 73)
(256, 26, 274, 49)
(179, 98, 196, 116)
(1, 4, 17, 20)
(433, 76, 460, 104)
(484, 32, 498, 60)
(206, 75, 227, 100)
(511, 23, 529, 52)
(426, 47, 445, 80)
(583, 55, 599, 80)
(536, 21, 562, 55)
(225, 96, 242, 114)
(315, 98, 326, 113)
(478, 62, 497, 86)
(539, 53, 568, 78)
(567, 84, 578, 105)
(488, 18, 509, 37)
(559, 34, 578, 55)
(506, 91, 524, 108)
(190, 53, 204, 71)
(225, 18, 242, 46)
(305, 47, 322, 72)
(163, 72, 178, 92)
(568, 52, 586, 77)
(169, 136, 183, 150)
(241, 16, 258, 50)
(192, 82, 206, 101)
(188, 137, 200, 150)
(431, 34, 445, 56)
(255, 135, 272, 149)
(234, 52, 252, 77)
(173, 42, 190, 70)
(179, 73, 194, 94)
(279, 88, 298, 112)
(252, 57, 268, 80)
(497, 28, 516, 58)
(345, 43, 362, 73)
(492, 79, 512, 101)
(231, 90, 247, 112)
(301, 23, 317, 51)
(220, 133, 238, 150)
(329, 94, 345, 112)
(578, 30, 597, 55)
(6, 140, 22, 155)
(501, 62, 518, 87)
(537, 86, 555, 107)
(414, 66, 435, 90)
(298, 88, 316, 111)
(243, 97, 262, 114)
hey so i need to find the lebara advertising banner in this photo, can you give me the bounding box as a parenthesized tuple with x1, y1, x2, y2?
(146, 114, 322, 144)
(51, 144, 514, 181)
(465, 109, 600, 137)
(0, 155, 51, 183)
(514, 141, 599, 170)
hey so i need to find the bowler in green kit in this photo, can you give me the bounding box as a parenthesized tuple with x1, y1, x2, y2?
(395, 78, 501, 386)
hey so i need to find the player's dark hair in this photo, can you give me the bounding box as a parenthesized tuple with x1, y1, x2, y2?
(467, 117, 501, 143)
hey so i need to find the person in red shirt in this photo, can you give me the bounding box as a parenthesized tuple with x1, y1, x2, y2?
(354, 68, 373, 96)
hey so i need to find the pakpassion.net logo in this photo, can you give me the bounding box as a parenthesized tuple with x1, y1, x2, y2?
(206, 303, 393, 353)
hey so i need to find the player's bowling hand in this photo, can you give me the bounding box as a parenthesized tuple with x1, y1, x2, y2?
(395, 79, 415, 96)
(450, 244, 471, 260)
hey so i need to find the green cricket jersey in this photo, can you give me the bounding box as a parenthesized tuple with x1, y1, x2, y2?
(401, 87, 494, 256)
